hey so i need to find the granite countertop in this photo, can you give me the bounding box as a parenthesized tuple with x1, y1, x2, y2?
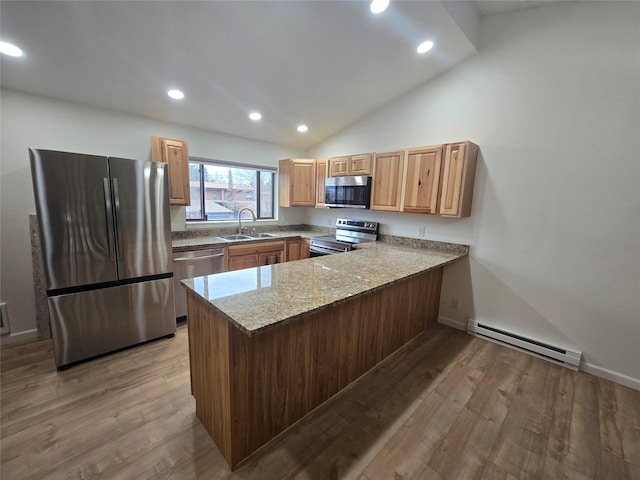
(181, 241, 467, 336)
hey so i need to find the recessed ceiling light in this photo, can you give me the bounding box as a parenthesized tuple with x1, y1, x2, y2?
(297, 125, 308, 133)
(417, 41, 434, 54)
(249, 112, 262, 121)
(167, 89, 185, 100)
(0, 41, 24, 57)
(370, 0, 389, 14)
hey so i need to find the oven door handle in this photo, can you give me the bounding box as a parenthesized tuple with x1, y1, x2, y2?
(310, 244, 349, 255)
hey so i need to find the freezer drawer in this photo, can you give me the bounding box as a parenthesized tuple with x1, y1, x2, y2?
(48, 278, 176, 367)
(173, 248, 225, 319)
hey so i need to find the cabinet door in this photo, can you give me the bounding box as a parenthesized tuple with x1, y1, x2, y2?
(350, 154, 372, 175)
(259, 250, 283, 266)
(301, 239, 310, 259)
(438, 142, 478, 217)
(403, 146, 442, 214)
(316, 159, 328, 207)
(291, 160, 316, 206)
(228, 254, 259, 271)
(371, 151, 405, 212)
(287, 240, 301, 262)
(329, 156, 350, 176)
(279, 159, 316, 207)
(151, 136, 190, 206)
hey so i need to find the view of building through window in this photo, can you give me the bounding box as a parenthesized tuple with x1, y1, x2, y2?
(186, 161, 275, 221)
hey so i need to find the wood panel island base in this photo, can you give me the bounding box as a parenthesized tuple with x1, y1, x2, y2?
(182, 242, 467, 470)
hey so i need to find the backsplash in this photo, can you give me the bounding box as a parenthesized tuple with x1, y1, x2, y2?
(171, 224, 332, 240)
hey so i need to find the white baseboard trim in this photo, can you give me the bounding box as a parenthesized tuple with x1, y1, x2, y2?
(0, 329, 39, 347)
(438, 315, 467, 331)
(581, 362, 640, 391)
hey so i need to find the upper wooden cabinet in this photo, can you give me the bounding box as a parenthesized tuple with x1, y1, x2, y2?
(438, 141, 478, 217)
(403, 145, 442, 214)
(328, 153, 372, 177)
(151, 136, 190, 206)
(371, 151, 406, 212)
(279, 159, 316, 207)
(315, 158, 328, 208)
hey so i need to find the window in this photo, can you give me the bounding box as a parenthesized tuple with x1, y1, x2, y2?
(186, 158, 276, 222)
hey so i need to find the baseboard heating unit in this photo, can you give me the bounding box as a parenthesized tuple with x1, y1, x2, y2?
(467, 320, 582, 370)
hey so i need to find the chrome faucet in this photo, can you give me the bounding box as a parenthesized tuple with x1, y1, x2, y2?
(238, 208, 257, 235)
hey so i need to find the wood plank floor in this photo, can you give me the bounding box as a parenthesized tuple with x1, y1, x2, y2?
(1, 323, 638, 479)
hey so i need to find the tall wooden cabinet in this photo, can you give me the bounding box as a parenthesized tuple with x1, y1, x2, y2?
(402, 146, 442, 214)
(371, 151, 405, 212)
(151, 136, 190, 206)
(438, 141, 478, 217)
(279, 159, 316, 207)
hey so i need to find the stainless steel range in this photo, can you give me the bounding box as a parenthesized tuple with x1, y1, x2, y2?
(309, 218, 379, 256)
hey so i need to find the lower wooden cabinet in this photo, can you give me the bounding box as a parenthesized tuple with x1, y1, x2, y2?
(227, 240, 285, 272)
(228, 254, 259, 271)
(286, 238, 310, 262)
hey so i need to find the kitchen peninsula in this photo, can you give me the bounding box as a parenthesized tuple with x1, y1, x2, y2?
(182, 241, 467, 469)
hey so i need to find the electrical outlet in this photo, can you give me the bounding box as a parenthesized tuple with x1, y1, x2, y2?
(417, 226, 426, 237)
(450, 297, 460, 311)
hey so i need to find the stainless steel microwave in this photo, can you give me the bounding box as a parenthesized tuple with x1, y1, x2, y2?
(325, 175, 372, 209)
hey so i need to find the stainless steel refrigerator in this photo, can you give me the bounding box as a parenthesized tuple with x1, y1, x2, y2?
(30, 149, 176, 368)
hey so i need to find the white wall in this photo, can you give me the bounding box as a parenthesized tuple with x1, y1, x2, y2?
(0, 90, 302, 336)
(308, 2, 640, 382)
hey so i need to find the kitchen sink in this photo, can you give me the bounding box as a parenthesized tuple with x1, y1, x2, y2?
(217, 233, 279, 242)
(248, 233, 278, 238)
(217, 234, 254, 241)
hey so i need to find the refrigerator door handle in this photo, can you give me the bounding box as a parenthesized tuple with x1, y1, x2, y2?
(111, 178, 122, 261)
(103, 178, 116, 261)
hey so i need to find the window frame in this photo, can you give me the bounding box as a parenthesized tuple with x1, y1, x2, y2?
(186, 157, 276, 223)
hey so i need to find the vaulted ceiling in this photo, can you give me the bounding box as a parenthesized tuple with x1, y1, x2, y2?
(0, 1, 554, 148)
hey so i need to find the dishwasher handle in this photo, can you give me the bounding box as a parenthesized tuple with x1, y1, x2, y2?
(174, 253, 224, 262)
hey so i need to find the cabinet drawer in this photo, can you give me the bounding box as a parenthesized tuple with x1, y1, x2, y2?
(228, 240, 286, 257)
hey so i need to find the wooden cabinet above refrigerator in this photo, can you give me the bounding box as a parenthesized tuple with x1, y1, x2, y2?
(151, 136, 190, 206)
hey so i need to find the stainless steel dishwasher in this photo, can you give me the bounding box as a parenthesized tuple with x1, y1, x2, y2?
(173, 248, 225, 321)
